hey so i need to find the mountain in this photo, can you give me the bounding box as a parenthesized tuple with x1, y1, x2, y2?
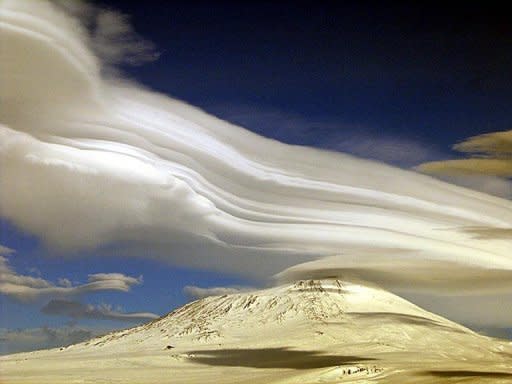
(2, 279, 511, 383)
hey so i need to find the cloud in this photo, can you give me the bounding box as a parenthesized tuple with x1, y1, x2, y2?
(28, 267, 42, 277)
(402, 293, 512, 329)
(41, 299, 159, 322)
(418, 130, 512, 198)
(0, 251, 143, 302)
(0, 245, 14, 256)
(276, 255, 512, 329)
(87, 273, 142, 287)
(57, 278, 72, 288)
(461, 227, 512, 240)
(419, 158, 512, 177)
(331, 134, 444, 168)
(0, 326, 104, 355)
(454, 131, 512, 156)
(183, 285, 255, 300)
(275, 254, 512, 295)
(208, 103, 445, 168)
(435, 174, 512, 200)
(1, 0, 512, 333)
(49, 0, 159, 69)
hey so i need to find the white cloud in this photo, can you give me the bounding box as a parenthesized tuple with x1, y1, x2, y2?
(275, 254, 512, 295)
(1, 0, 512, 329)
(0, 250, 143, 302)
(87, 273, 142, 288)
(183, 285, 255, 300)
(277, 256, 512, 328)
(41, 299, 159, 322)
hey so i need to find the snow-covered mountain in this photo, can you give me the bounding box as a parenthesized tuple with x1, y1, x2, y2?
(2, 280, 512, 383)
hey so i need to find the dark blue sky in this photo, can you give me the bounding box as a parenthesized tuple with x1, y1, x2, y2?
(103, 1, 511, 150)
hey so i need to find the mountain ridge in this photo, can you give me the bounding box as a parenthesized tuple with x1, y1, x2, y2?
(2, 279, 511, 383)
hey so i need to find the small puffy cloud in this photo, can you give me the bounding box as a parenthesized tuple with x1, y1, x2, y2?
(183, 285, 255, 300)
(0, 326, 104, 355)
(41, 299, 158, 322)
(0, 250, 143, 302)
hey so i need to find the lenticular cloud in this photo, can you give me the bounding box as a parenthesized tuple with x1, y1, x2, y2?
(1, 1, 512, 293)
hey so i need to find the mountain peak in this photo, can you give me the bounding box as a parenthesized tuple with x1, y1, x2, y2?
(3, 279, 512, 383)
(80, 279, 470, 349)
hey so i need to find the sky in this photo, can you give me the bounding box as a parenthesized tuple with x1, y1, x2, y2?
(1, 1, 511, 353)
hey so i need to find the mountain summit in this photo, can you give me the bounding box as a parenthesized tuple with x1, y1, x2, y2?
(2, 280, 512, 383)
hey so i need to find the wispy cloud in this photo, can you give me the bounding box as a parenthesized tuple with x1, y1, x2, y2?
(277, 256, 512, 329)
(0, 248, 143, 302)
(0, 245, 14, 256)
(1, 0, 512, 333)
(213, 103, 512, 201)
(54, 0, 159, 69)
(461, 226, 512, 240)
(183, 285, 255, 300)
(41, 299, 159, 322)
(208, 103, 446, 168)
(418, 130, 512, 200)
(435, 174, 512, 200)
(276, 254, 512, 295)
(57, 278, 72, 288)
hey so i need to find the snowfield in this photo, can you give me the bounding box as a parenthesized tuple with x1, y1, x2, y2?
(1, 280, 511, 383)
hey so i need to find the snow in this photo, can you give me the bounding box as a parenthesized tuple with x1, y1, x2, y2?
(1, 280, 511, 383)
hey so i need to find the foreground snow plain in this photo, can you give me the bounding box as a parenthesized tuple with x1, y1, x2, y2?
(2, 280, 511, 383)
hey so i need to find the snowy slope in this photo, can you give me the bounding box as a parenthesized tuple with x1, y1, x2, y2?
(81, 279, 469, 346)
(2, 280, 512, 383)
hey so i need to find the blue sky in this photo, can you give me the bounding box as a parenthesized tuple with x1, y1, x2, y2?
(114, 1, 511, 144)
(0, 216, 251, 327)
(1, 1, 512, 353)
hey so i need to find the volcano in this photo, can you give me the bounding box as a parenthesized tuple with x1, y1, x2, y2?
(2, 280, 511, 383)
